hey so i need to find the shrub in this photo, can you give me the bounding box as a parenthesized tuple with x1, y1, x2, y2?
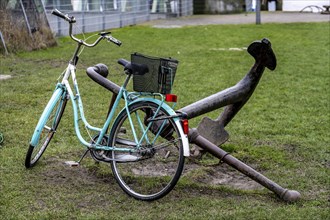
(0, 8, 57, 54)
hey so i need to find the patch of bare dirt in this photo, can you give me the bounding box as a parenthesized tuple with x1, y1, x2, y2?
(183, 161, 262, 190)
(40, 152, 262, 193)
(38, 156, 116, 187)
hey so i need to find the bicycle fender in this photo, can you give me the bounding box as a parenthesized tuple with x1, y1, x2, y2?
(30, 88, 64, 147)
(126, 98, 190, 157)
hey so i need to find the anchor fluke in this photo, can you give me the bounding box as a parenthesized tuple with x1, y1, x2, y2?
(197, 117, 229, 146)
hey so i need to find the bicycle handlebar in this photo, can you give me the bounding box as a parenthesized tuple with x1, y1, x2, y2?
(104, 34, 122, 46)
(51, 9, 76, 23)
(51, 9, 122, 48)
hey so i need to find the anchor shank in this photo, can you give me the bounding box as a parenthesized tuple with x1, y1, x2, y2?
(217, 64, 265, 127)
(180, 60, 265, 121)
(180, 38, 276, 124)
(180, 82, 246, 120)
(188, 129, 301, 202)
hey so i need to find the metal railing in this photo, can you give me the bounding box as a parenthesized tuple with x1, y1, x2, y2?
(43, 0, 193, 36)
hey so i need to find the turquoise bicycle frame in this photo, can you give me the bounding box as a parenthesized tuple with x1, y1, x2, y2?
(30, 63, 190, 157)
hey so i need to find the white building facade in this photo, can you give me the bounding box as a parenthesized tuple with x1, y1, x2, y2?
(283, 0, 329, 12)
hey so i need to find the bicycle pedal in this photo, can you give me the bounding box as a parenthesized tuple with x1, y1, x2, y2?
(64, 161, 80, 167)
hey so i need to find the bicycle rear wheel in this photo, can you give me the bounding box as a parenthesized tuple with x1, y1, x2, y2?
(25, 90, 67, 168)
(109, 101, 185, 201)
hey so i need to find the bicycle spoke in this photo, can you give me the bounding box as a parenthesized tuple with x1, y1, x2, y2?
(25, 92, 67, 168)
(110, 101, 184, 201)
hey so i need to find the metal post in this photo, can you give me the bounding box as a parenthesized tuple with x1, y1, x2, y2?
(19, 0, 33, 37)
(102, 0, 105, 30)
(119, 0, 123, 28)
(0, 31, 9, 55)
(256, 0, 261, 24)
(179, 0, 182, 16)
(147, 0, 151, 21)
(39, 0, 51, 29)
(56, 0, 61, 36)
(82, 0, 86, 33)
(133, 0, 136, 25)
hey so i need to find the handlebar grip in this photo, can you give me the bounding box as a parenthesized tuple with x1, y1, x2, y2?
(113, 39, 122, 46)
(51, 9, 66, 19)
(51, 8, 76, 23)
(106, 36, 122, 46)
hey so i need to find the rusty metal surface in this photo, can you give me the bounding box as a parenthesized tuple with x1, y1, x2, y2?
(189, 128, 301, 202)
(182, 39, 300, 201)
(180, 38, 276, 145)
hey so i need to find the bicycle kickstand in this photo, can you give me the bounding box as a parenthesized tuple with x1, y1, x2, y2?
(64, 149, 90, 167)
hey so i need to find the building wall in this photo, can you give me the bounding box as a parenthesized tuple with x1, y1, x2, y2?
(194, 0, 245, 14)
(283, 0, 329, 12)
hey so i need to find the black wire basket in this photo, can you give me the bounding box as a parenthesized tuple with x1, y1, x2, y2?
(131, 53, 179, 94)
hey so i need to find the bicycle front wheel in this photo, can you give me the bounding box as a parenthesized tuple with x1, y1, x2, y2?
(25, 90, 67, 168)
(109, 101, 185, 201)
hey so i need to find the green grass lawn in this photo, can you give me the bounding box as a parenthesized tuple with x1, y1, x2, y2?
(0, 21, 329, 219)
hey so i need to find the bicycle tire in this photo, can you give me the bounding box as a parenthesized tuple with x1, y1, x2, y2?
(109, 101, 185, 201)
(25, 90, 68, 168)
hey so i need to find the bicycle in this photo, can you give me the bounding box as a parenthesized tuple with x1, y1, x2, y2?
(25, 9, 190, 201)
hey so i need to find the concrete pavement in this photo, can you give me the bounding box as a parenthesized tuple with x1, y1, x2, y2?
(145, 12, 329, 28)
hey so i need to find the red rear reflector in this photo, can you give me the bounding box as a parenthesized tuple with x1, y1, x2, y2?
(181, 119, 189, 135)
(165, 94, 177, 102)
